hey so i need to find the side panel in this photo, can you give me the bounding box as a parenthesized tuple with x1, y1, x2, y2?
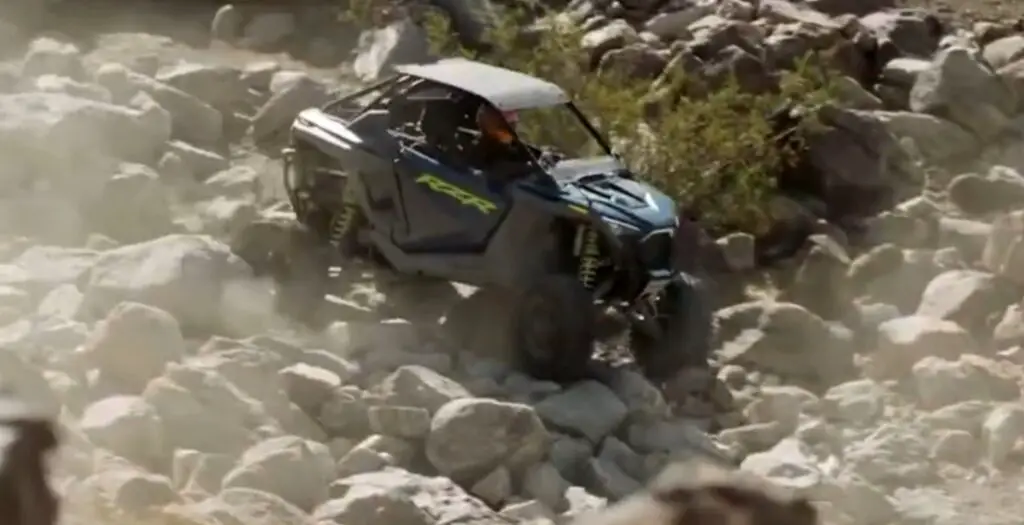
(371, 184, 587, 288)
(391, 148, 507, 252)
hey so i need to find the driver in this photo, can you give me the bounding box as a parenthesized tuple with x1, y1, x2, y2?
(478, 105, 518, 145)
(470, 105, 532, 175)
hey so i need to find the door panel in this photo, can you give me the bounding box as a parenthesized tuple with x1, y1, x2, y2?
(392, 147, 507, 252)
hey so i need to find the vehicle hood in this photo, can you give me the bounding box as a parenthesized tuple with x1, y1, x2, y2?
(551, 157, 677, 230)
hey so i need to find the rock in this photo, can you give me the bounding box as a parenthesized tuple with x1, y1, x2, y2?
(142, 364, 259, 455)
(910, 47, 1016, 140)
(915, 269, 1011, 335)
(930, 429, 978, 466)
(716, 232, 756, 271)
(426, 398, 549, 483)
(211, 5, 244, 43)
(87, 162, 174, 243)
(94, 62, 223, 147)
(828, 473, 899, 525)
(202, 165, 263, 200)
(982, 209, 1024, 286)
(582, 456, 642, 500)
(31, 74, 111, 102)
(336, 447, 392, 478)
(998, 57, 1024, 112)
(319, 388, 372, 437)
(861, 9, 940, 59)
(745, 385, 819, 432)
(911, 354, 1020, 409)
(173, 449, 234, 496)
(883, 111, 969, 167)
(314, 482, 433, 525)
(353, 20, 432, 82)
(644, 4, 714, 39)
(917, 400, 995, 435)
(522, 462, 570, 512)
(156, 62, 249, 111)
(166, 140, 229, 180)
(981, 404, 1024, 467)
(368, 406, 432, 439)
(377, 365, 472, 414)
(822, 379, 888, 425)
(470, 465, 512, 506)
(800, 105, 915, 218)
(0, 93, 169, 196)
(783, 239, 851, 319)
(740, 437, 825, 495)
(717, 301, 855, 389)
(328, 467, 511, 525)
(80, 301, 186, 393)
(21, 37, 84, 80)
(626, 417, 726, 460)
(0, 352, 59, 416)
(279, 363, 341, 414)
(534, 381, 627, 444)
(3, 245, 98, 297)
(993, 302, 1024, 350)
(865, 315, 976, 380)
(431, 0, 497, 46)
(79, 395, 166, 472)
(843, 422, 933, 487)
(948, 169, 1024, 215)
(193, 487, 311, 525)
(222, 435, 333, 511)
(81, 234, 256, 334)
(71, 467, 177, 513)
(983, 35, 1024, 69)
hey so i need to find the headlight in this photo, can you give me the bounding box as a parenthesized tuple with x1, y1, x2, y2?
(603, 217, 640, 235)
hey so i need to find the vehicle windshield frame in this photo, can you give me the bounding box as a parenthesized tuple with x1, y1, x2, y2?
(506, 101, 615, 169)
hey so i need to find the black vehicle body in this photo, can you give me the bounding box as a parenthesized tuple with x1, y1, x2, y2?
(269, 58, 710, 381)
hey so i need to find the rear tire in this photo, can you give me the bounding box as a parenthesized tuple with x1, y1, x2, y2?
(511, 275, 596, 383)
(231, 219, 331, 328)
(630, 272, 714, 383)
(442, 287, 509, 353)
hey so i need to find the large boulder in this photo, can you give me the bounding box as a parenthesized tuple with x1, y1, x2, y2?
(222, 435, 334, 512)
(79, 235, 257, 334)
(910, 46, 1017, 141)
(426, 398, 549, 484)
(0, 92, 170, 198)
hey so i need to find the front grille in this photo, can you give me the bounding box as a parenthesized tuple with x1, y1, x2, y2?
(638, 229, 675, 270)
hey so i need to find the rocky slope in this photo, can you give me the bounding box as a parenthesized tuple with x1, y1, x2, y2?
(1, 1, 1023, 525)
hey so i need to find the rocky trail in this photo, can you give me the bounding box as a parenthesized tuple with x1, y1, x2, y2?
(1, 1, 1024, 524)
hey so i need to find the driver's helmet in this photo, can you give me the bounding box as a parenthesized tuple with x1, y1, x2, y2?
(476, 106, 517, 145)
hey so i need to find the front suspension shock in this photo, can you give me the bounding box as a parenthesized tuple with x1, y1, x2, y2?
(328, 180, 360, 248)
(577, 225, 600, 289)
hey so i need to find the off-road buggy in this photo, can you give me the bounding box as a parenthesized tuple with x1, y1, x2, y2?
(233, 57, 713, 383)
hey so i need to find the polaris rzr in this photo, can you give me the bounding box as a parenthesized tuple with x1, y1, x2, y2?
(233, 57, 712, 383)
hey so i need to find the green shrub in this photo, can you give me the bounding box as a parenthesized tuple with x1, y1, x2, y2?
(351, 1, 839, 233)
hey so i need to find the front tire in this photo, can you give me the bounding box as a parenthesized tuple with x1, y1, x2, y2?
(377, 276, 463, 323)
(231, 219, 331, 328)
(630, 272, 714, 383)
(511, 275, 597, 383)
